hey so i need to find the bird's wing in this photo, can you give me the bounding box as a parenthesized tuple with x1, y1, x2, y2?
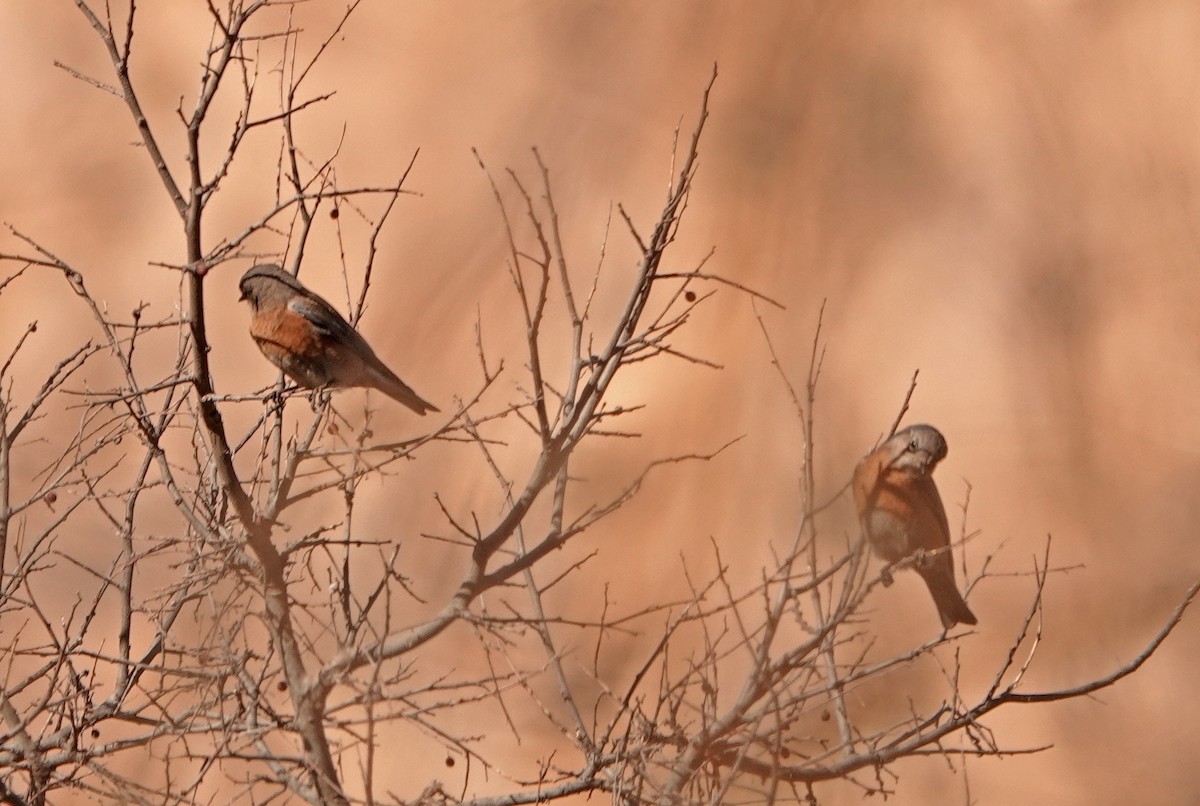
(288, 295, 367, 347)
(913, 476, 953, 556)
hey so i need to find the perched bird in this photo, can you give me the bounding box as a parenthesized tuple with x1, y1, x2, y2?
(238, 264, 438, 415)
(852, 424, 977, 630)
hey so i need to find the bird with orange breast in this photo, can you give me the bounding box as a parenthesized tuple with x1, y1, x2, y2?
(238, 264, 438, 415)
(853, 424, 977, 630)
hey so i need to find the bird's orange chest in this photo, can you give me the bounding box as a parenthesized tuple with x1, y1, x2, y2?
(870, 468, 920, 520)
(857, 463, 945, 553)
(248, 303, 336, 387)
(250, 305, 324, 357)
(854, 454, 911, 516)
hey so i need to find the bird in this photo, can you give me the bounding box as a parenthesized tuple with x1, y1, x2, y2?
(237, 263, 438, 415)
(852, 423, 977, 630)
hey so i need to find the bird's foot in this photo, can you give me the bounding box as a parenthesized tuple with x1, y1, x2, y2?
(911, 548, 931, 570)
(309, 387, 331, 411)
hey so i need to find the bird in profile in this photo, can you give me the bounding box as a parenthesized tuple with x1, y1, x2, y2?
(853, 423, 977, 630)
(238, 263, 438, 415)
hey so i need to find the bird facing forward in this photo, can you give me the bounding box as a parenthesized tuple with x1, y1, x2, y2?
(852, 424, 977, 630)
(238, 264, 438, 415)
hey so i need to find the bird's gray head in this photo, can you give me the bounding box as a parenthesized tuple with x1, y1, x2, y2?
(238, 264, 306, 308)
(887, 423, 948, 475)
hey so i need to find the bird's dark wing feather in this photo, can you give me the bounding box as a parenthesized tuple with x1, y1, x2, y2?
(915, 476, 952, 549)
(288, 296, 368, 348)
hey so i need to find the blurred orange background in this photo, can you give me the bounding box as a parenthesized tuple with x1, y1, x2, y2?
(2, 2, 1199, 803)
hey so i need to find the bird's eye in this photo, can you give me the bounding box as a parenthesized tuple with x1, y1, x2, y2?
(908, 439, 919, 452)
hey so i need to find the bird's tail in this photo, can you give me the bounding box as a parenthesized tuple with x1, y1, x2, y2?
(920, 569, 978, 630)
(369, 366, 439, 416)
